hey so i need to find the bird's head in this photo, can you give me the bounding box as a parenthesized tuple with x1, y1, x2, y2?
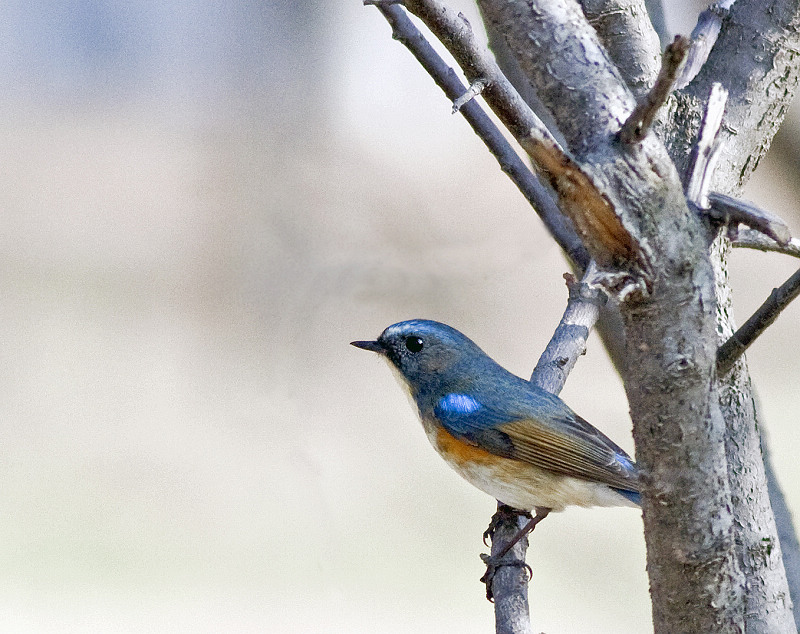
(351, 319, 487, 396)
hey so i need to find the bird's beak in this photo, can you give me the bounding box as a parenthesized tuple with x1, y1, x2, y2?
(350, 339, 384, 354)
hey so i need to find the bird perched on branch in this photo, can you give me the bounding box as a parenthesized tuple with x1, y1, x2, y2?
(351, 319, 640, 530)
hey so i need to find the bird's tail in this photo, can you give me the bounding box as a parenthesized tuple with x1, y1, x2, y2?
(611, 487, 640, 507)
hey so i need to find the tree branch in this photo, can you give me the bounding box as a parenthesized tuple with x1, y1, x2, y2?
(367, 0, 798, 629)
(732, 230, 800, 258)
(579, 0, 662, 99)
(706, 192, 792, 246)
(717, 265, 800, 375)
(481, 505, 534, 634)
(678, 63, 796, 631)
(672, 4, 800, 625)
(531, 264, 606, 393)
(685, 83, 727, 207)
(644, 0, 670, 48)
(674, 1, 733, 90)
(476, 0, 635, 157)
(714, 310, 798, 632)
(620, 35, 689, 144)
(403, 0, 648, 275)
(477, 0, 632, 377)
(480, 265, 607, 633)
(683, 0, 800, 193)
(369, 3, 590, 267)
(477, 14, 568, 148)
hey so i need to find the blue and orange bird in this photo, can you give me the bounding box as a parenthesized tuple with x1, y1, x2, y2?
(351, 319, 640, 537)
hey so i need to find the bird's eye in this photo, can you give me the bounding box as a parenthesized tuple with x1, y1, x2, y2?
(404, 336, 424, 353)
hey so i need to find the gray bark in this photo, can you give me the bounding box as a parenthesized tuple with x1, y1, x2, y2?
(675, 1, 800, 630)
(579, 0, 661, 99)
(475, 0, 798, 630)
(478, 0, 634, 158)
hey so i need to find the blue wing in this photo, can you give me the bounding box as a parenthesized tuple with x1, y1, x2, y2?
(434, 389, 639, 493)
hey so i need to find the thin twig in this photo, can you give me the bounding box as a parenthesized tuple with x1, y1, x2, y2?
(531, 262, 607, 394)
(706, 192, 792, 246)
(717, 266, 800, 375)
(371, 3, 589, 267)
(620, 35, 690, 144)
(732, 230, 800, 259)
(685, 83, 728, 207)
(452, 78, 488, 113)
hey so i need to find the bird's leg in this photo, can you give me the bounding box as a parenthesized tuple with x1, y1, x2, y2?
(483, 504, 531, 546)
(496, 506, 551, 559)
(480, 506, 550, 601)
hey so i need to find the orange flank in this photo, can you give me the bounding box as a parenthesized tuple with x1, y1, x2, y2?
(435, 426, 497, 466)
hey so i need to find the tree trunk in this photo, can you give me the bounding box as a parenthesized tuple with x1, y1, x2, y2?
(474, 0, 798, 630)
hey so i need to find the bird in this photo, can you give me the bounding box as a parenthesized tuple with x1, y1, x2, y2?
(351, 319, 640, 528)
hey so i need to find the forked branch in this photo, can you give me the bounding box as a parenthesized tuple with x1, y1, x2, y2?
(399, 0, 647, 275)
(371, 3, 589, 266)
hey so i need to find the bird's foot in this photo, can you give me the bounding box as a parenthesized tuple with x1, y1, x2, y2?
(480, 505, 533, 602)
(479, 553, 532, 601)
(483, 504, 531, 546)
(480, 505, 550, 601)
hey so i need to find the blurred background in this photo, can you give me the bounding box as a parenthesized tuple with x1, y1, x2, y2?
(2, 1, 799, 632)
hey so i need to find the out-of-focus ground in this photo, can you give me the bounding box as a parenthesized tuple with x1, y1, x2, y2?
(1, 2, 799, 632)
